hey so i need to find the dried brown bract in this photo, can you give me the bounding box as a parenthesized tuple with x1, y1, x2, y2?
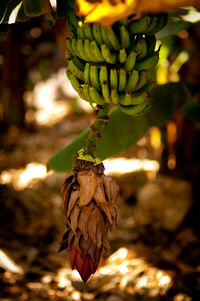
(59, 159, 119, 282)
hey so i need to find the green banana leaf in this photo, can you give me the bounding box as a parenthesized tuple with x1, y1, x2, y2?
(181, 102, 200, 128)
(48, 83, 185, 172)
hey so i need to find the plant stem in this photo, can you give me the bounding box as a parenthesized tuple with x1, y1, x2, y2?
(84, 104, 109, 157)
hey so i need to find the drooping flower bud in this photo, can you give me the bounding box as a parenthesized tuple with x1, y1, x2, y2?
(59, 156, 119, 282)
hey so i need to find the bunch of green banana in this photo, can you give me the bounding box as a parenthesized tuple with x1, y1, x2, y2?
(65, 9, 168, 115)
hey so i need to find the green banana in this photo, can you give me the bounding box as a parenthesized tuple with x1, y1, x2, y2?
(77, 22, 85, 39)
(118, 68, 127, 92)
(111, 89, 120, 104)
(144, 15, 158, 34)
(66, 50, 72, 59)
(146, 35, 156, 56)
(69, 12, 78, 30)
(89, 86, 105, 105)
(118, 47, 127, 63)
(66, 17, 75, 38)
(92, 23, 103, 46)
(67, 58, 84, 81)
(100, 26, 112, 47)
(130, 91, 149, 105)
(118, 98, 149, 115)
(83, 83, 91, 102)
(84, 62, 91, 84)
(135, 52, 159, 71)
(119, 90, 149, 106)
(72, 38, 79, 56)
(66, 38, 73, 53)
(73, 56, 85, 71)
(102, 81, 111, 103)
(101, 44, 117, 64)
(134, 104, 150, 116)
(83, 22, 94, 40)
(125, 51, 137, 72)
(134, 71, 147, 91)
(66, 70, 80, 91)
(119, 25, 130, 48)
(106, 27, 119, 50)
(76, 39, 90, 61)
(125, 69, 139, 92)
(136, 36, 147, 61)
(99, 64, 108, 85)
(110, 68, 118, 89)
(129, 15, 151, 34)
(90, 64, 100, 91)
(84, 39, 96, 62)
(148, 14, 168, 35)
(91, 40, 104, 62)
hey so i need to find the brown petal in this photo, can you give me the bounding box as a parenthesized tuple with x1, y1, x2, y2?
(87, 207, 101, 244)
(69, 243, 77, 269)
(103, 174, 119, 204)
(78, 203, 94, 240)
(97, 203, 113, 225)
(62, 175, 75, 216)
(82, 256, 92, 282)
(93, 175, 107, 204)
(74, 229, 82, 255)
(87, 241, 95, 263)
(67, 189, 79, 217)
(70, 204, 80, 234)
(79, 236, 91, 258)
(78, 170, 97, 207)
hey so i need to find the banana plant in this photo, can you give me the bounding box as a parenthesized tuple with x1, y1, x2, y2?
(1, 0, 200, 283)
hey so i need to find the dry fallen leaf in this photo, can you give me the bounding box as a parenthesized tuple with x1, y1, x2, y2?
(76, 0, 200, 26)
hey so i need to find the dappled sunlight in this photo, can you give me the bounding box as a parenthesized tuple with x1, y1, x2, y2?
(104, 157, 160, 175)
(0, 162, 52, 190)
(0, 250, 23, 274)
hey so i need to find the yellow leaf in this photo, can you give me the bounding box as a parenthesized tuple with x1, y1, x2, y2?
(76, 0, 200, 26)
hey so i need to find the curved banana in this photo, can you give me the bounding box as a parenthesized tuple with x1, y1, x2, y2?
(134, 71, 147, 91)
(77, 22, 85, 39)
(148, 14, 168, 35)
(106, 27, 119, 50)
(102, 81, 111, 103)
(125, 51, 137, 72)
(118, 68, 127, 92)
(118, 99, 149, 115)
(119, 25, 130, 48)
(101, 44, 117, 64)
(144, 15, 158, 34)
(83, 22, 94, 40)
(73, 56, 85, 71)
(119, 90, 149, 106)
(128, 15, 151, 34)
(92, 23, 103, 46)
(66, 70, 80, 92)
(135, 52, 159, 71)
(125, 69, 139, 92)
(72, 38, 79, 56)
(91, 40, 104, 62)
(66, 38, 73, 53)
(100, 25, 112, 47)
(110, 68, 118, 89)
(84, 39, 97, 62)
(136, 36, 147, 61)
(69, 12, 78, 30)
(90, 64, 100, 91)
(111, 89, 120, 104)
(83, 83, 91, 102)
(84, 62, 91, 84)
(76, 39, 90, 61)
(66, 50, 72, 59)
(89, 86, 105, 105)
(118, 47, 127, 63)
(99, 64, 108, 85)
(67, 58, 84, 81)
(66, 17, 75, 37)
